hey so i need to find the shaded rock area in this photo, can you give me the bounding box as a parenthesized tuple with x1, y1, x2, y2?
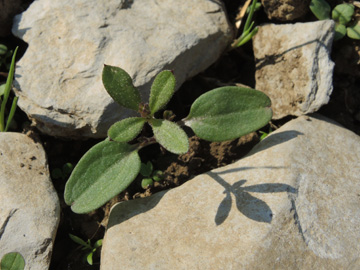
(11, 0, 232, 138)
(0, 0, 32, 37)
(101, 115, 360, 270)
(253, 20, 335, 119)
(261, 0, 311, 21)
(0, 133, 60, 270)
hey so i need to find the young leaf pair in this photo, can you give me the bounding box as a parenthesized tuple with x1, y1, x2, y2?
(64, 65, 272, 214)
(104, 66, 188, 154)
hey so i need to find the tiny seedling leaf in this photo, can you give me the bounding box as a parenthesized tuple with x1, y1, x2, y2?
(309, 0, 331, 20)
(141, 178, 154, 189)
(108, 117, 146, 142)
(332, 4, 354, 25)
(334, 23, 347, 40)
(69, 234, 90, 248)
(102, 65, 141, 111)
(149, 70, 176, 115)
(0, 44, 7, 55)
(1, 252, 25, 270)
(64, 140, 141, 213)
(150, 119, 189, 154)
(94, 239, 103, 248)
(347, 20, 360, 40)
(184, 86, 272, 141)
(86, 252, 94, 265)
(140, 161, 153, 177)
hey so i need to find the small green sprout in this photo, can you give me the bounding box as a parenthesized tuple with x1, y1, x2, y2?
(0, 252, 25, 270)
(64, 65, 272, 214)
(231, 0, 260, 49)
(0, 47, 18, 132)
(310, 0, 360, 40)
(0, 44, 13, 70)
(69, 234, 102, 266)
(51, 163, 74, 180)
(139, 161, 165, 189)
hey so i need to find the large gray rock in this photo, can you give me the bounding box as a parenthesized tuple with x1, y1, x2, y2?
(101, 115, 360, 270)
(12, 0, 232, 138)
(253, 20, 335, 119)
(0, 133, 60, 270)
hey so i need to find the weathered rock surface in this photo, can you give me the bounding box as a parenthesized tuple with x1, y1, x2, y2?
(12, 0, 232, 138)
(101, 115, 360, 270)
(253, 20, 335, 119)
(261, 0, 310, 21)
(0, 133, 60, 270)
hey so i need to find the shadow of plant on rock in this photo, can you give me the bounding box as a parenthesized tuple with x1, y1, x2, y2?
(207, 171, 297, 225)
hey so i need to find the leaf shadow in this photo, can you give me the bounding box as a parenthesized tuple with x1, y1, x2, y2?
(208, 170, 297, 226)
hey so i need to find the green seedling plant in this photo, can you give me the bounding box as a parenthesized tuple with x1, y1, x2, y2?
(0, 44, 13, 70)
(310, 0, 360, 40)
(0, 252, 25, 270)
(69, 234, 102, 265)
(0, 47, 18, 132)
(51, 162, 74, 181)
(231, 0, 260, 49)
(64, 65, 272, 214)
(139, 161, 164, 189)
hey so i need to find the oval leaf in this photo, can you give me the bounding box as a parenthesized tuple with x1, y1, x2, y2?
(332, 4, 354, 25)
(184, 86, 272, 141)
(64, 140, 141, 213)
(309, 0, 331, 20)
(1, 252, 25, 270)
(149, 70, 176, 115)
(108, 117, 146, 142)
(102, 65, 141, 111)
(347, 20, 360, 40)
(150, 119, 189, 154)
(334, 23, 346, 40)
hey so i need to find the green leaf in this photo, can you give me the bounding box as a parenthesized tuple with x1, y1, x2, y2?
(309, 0, 331, 20)
(149, 70, 176, 115)
(69, 234, 90, 248)
(0, 84, 5, 96)
(0, 44, 7, 55)
(184, 86, 272, 142)
(64, 140, 141, 213)
(347, 21, 360, 40)
(62, 162, 74, 176)
(332, 4, 354, 25)
(0, 47, 18, 132)
(1, 252, 25, 270)
(86, 252, 93, 265)
(141, 178, 154, 189)
(108, 117, 146, 142)
(94, 239, 103, 248)
(102, 65, 141, 111)
(150, 119, 189, 154)
(334, 23, 346, 40)
(140, 161, 153, 177)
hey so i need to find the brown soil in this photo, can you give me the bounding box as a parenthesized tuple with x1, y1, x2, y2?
(1, 0, 359, 269)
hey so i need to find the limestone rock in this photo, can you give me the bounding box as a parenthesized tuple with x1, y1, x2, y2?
(253, 20, 335, 119)
(101, 115, 360, 270)
(12, 0, 232, 138)
(261, 0, 310, 21)
(0, 133, 60, 270)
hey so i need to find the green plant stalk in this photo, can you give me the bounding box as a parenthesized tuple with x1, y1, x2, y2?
(231, 0, 258, 49)
(0, 46, 18, 132)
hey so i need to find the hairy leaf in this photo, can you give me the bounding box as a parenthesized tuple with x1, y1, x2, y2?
(102, 65, 141, 111)
(347, 20, 360, 40)
(64, 140, 141, 213)
(332, 4, 354, 25)
(1, 252, 25, 270)
(150, 119, 189, 154)
(309, 0, 331, 20)
(108, 117, 146, 142)
(184, 86, 272, 141)
(149, 70, 176, 115)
